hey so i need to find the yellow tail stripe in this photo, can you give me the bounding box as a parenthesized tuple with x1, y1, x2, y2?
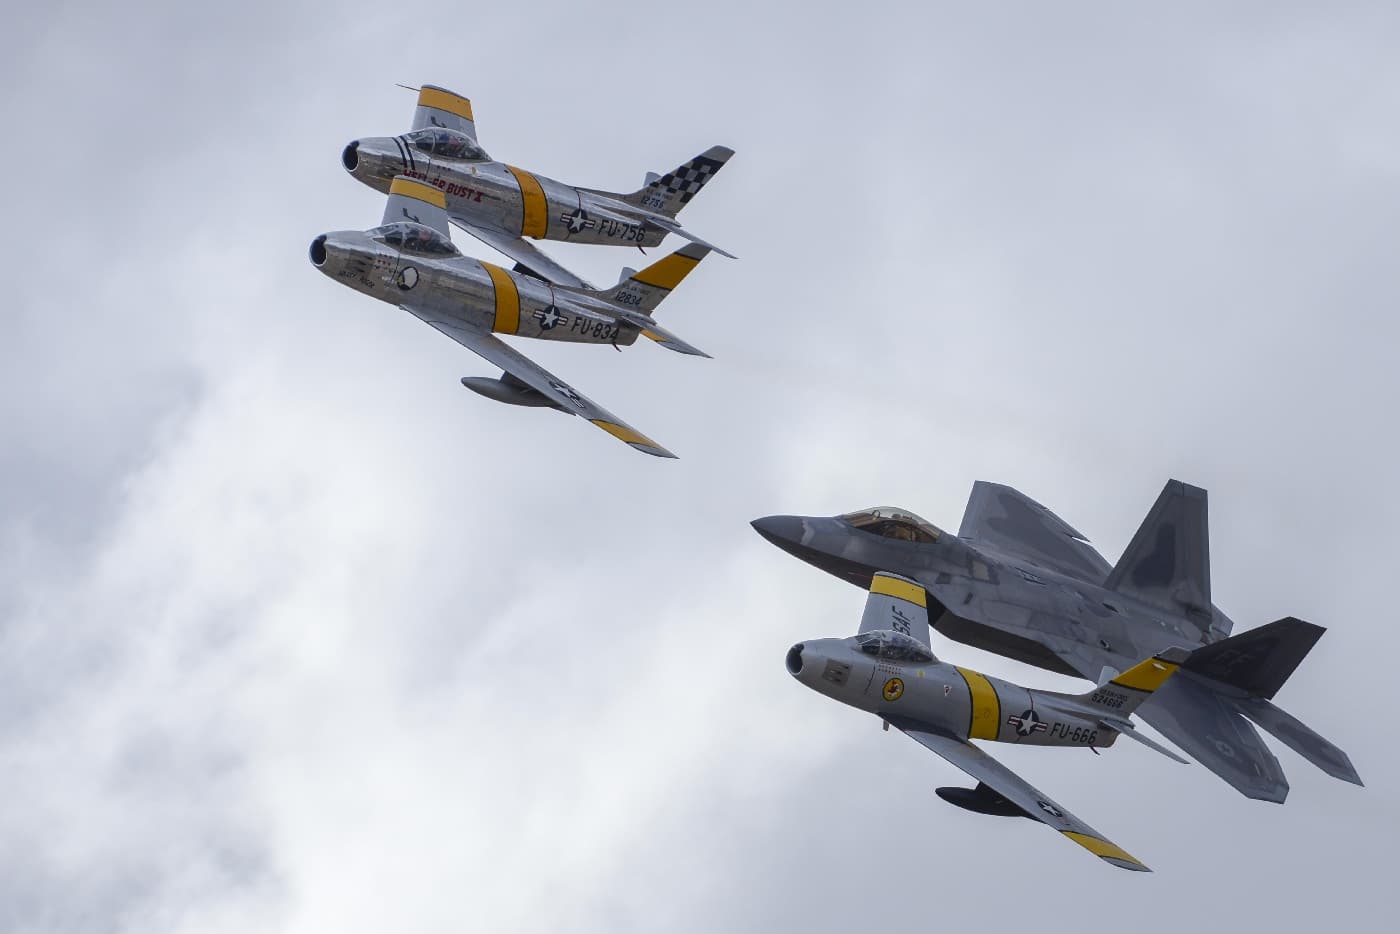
(482, 263, 520, 335)
(1061, 832, 1146, 868)
(871, 574, 927, 608)
(389, 176, 447, 209)
(417, 87, 474, 122)
(590, 420, 658, 448)
(1110, 658, 1180, 693)
(956, 667, 1001, 740)
(630, 253, 700, 291)
(505, 165, 549, 239)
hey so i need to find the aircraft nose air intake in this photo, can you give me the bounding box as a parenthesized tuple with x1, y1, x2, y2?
(786, 644, 805, 676)
(341, 141, 359, 172)
(751, 515, 803, 548)
(309, 235, 327, 266)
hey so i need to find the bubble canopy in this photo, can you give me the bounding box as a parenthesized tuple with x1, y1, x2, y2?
(369, 222, 459, 257)
(856, 630, 935, 663)
(841, 507, 944, 544)
(404, 127, 490, 162)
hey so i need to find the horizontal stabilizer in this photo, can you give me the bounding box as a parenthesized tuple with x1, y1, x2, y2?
(617, 312, 710, 357)
(1183, 617, 1323, 700)
(1099, 718, 1190, 764)
(1237, 696, 1362, 786)
(650, 221, 736, 259)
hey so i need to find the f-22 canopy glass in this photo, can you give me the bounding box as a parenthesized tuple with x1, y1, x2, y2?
(841, 507, 943, 544)
(405, 128, 490, 162)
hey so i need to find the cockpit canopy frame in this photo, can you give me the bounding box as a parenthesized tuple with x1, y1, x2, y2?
(369, 221, 459, 257)
(404, 127, 490, 162)
(855, 629, 936, 663)
(841, 506, 944, 544)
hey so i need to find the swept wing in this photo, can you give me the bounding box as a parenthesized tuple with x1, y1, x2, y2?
(894, 722, 1150, 871)
(448, 216, 594, 289)
(957, 481, 1113, 582)
(400, 304, 674, 458)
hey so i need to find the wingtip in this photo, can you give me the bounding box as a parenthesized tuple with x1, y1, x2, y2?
(1104, 857, 1153, 872)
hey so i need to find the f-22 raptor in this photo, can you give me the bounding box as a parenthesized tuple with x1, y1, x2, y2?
(754, 480, 1363, 802)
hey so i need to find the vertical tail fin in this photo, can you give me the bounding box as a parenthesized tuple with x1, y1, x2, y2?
(858, 573, 931, 646)
(594, 242, 710, 315)
(622, 146, 733, 217)
(1079, 647, 1188, 717)
(1105, 480, 1218, 634)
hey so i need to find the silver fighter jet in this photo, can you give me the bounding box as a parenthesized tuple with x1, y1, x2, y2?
(341, 85, 734, 289)
(311, 176, 714, 457)
(791, 571, 1191, 871)
(755, 481, 1363, 801)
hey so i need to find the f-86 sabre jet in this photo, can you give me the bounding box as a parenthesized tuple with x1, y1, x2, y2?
(755, 481, 1363, 801)
(311, 175, 713, 458)
(341, 84, 734, 289)
(789, 572, 1191, 870)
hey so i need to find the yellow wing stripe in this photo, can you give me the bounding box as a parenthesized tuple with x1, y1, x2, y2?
(590, 420, 659, 447)
(630, 252, 701, 291)
(417, 87, 474, 122)
(956, 667, 1001, 741)
(1110, 657, 1180, 693)
(482, 263, 520, 335)
(389, 176, 447, 210)
(505, 165, 549, 239)
(1061, 832, 1146, 868)
(871, 574, 928, 608)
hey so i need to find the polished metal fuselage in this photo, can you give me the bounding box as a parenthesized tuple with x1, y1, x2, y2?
(345, 137, 669, 248)
(310, 230, 639, 346)
(792, 636, 1114, 749)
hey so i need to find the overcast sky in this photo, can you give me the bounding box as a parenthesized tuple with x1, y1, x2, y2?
(2, 2, 1397, 931)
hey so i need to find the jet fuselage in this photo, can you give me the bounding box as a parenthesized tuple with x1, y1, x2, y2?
(308, 227, 637, 347)
(343, 134, 667, 249)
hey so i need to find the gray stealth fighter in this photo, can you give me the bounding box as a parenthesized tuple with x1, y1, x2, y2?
(790, 571, 1191, 871)
(342, 85, 734, 290)
(754, 481, 1363, 802)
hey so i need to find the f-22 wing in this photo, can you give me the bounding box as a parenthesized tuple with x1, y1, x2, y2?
(400, 304, 675, 458)
(893, 720, 1150, 872)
